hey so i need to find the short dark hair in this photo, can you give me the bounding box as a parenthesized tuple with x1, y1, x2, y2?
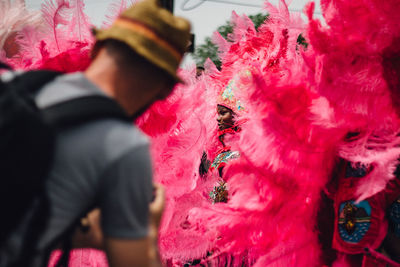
(92, 39, 175, 84)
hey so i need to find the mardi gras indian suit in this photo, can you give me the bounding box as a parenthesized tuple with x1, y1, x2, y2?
(139, 0, 400, 266)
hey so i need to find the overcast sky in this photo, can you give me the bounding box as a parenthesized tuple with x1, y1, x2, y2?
(25, 0, 323, 66)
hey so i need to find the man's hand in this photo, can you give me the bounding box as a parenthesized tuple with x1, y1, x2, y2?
(72, 208, 104, 249)
(150, 183, 165, 230)
(148, 183, 165, 266)
(105, 184, 166, 267)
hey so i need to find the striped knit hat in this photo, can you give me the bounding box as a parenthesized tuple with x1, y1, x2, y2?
(93, 0, 191, 82)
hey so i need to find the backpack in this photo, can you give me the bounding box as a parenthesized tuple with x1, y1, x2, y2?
(0, 67, 130, 266)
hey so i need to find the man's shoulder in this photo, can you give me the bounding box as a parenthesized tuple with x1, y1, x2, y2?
(35, 72, 150, 164)
(87, 120, 149, 150)
(58, 117, 150, 168)
(35, 72, 107, 108)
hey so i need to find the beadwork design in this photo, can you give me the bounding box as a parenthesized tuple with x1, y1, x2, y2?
(210, 150, 240, 171)
(338, 200, 371, 243)
(209, 179, 229, 203)
(218, 69, 252, 113)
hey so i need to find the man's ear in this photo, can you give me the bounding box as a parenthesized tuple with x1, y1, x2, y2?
(90, 41, 104, 60)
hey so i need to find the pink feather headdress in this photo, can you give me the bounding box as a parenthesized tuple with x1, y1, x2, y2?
(0, 0, 42, 60)
(2, 0, 134, 73)
(217, 69, 251, 116)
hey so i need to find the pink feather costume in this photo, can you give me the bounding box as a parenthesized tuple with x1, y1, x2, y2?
(138, 0, 400, 266)
(138, 2, 341, 265)
(305, 0, 400, 265)
(0, 0, 93, 72)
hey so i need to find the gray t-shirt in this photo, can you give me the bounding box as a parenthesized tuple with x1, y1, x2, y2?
(0, 73, 153, 266)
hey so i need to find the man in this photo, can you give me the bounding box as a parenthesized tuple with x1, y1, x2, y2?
(0, 0, 191, 266)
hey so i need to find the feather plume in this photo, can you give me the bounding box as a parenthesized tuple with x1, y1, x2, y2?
(9, 0, 93, 71)
(0, 0, 42, 63)
(211, 31, 230, 60)
(67, 0, 92, 43)
(101, 0, 137, 28)
(41, 0, 71, 54)
(48, 249, 108, 267)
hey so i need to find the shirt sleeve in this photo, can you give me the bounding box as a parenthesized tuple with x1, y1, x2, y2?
(99, 144, 153, 239)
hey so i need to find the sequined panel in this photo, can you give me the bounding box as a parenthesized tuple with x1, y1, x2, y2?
(338, 200, 371, 243)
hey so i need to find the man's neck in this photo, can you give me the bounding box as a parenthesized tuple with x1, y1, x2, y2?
(84, 49, 142, 116)
(84, 50, 117, 99)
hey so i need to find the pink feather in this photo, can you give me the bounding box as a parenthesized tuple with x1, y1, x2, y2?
(0, 0, 42, 65)
(67, 0, 92, 43)
(101, 0, 137, 28)
(41, 0, 71, 54)
(48, 249, 108, 267)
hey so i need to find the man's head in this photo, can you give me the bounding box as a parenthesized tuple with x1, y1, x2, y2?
(93, 39, 178, 117)
(87, 0, 191, 117)
(217, 104, 235, 131)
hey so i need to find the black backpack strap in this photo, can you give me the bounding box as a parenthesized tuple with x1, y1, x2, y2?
(9, 70, 63, 95)
(7, 71, 129, 126)
(0, 70, 67, 267)
(41, 95, 131, 127)
(0, 61, 12, 71)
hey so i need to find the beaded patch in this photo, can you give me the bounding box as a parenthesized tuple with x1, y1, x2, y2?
(338, 200, 371, 243)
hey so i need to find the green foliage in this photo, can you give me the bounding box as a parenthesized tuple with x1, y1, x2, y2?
(192, 13, 268, 69)
(249, 13, 269, 32)
(193, 37, 222, 68)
